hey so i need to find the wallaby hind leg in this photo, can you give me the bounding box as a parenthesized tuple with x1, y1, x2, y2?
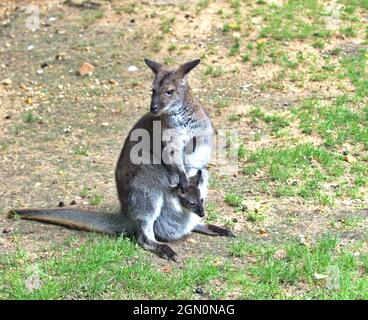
(193, 223, 235, 238)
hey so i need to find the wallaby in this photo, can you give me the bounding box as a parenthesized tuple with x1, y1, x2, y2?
(8, 59, 235, 261)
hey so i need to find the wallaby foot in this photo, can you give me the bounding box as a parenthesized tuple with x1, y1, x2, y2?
(137, 227, 177, 261)
(193, 223, 235, 238)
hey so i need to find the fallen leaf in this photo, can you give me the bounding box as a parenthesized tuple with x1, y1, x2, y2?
(78, 62, 95, 76)
(344, 155, 357, 163)
(161, 265, 172, 273)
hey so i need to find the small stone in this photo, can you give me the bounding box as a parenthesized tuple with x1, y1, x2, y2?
(1, 79, 12, 85)
(195, 287, 204, 295)
(27, 45, 34, 51)
(36, 69, 44, 75)
(186, 237, 196, 244)
(70, 200, 76, 205)
(313, 272, 328, 280)
(109, 79, 118, 85)
(41, 63, 49, 68)
(298, 234, 307, 245)
(55, 52, 67, 61)
(78, 62, 95, 76)
(240, 83, 253, 90)
(344, 155, 357, 163)
(3, 228, 14, 234)
(259, 228, 268, 236)
(128, 65, 138, 72)
(58, 201, 65, 207)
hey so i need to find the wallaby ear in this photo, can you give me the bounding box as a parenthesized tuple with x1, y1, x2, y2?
(178, 59, 201, 77)
(144, 58, 162, 74)
(190, 170, 202, 187)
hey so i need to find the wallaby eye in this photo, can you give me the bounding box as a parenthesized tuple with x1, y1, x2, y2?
(201, 199, 204, 204)
(189, 201, 196, 207)
(166, 89, 175, 96)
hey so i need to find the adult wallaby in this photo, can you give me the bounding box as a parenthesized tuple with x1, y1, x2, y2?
(8, 59, 235, 261)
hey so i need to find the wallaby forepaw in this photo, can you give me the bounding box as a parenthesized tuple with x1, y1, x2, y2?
(208, 224, 236, 237)
(157, 244, 178, 261)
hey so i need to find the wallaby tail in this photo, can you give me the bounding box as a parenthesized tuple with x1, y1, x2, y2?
(7, 209, 125, 235)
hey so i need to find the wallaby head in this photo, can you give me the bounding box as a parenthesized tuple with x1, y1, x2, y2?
(144, 58, 200, 115)
(172, 170, 204, 217)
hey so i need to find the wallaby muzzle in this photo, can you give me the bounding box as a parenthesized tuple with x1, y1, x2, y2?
(195, 207, 205, 218)
(151, 104, 159, 114)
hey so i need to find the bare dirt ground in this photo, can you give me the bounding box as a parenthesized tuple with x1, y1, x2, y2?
(0, 0, 367, 268)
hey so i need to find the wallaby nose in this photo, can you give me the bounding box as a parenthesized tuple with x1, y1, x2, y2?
(151, 105, 159, 114)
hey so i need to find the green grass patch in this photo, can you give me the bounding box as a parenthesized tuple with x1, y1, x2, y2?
(0, 238, 225, 299)
(249, 108, 290, 134)
(294, 98, 368, 148)
(1, 236, 367, 299)
(161, 16, 176, 33)
(204, 66, 225, 77)
(244, 143, 345, 203)
(229, 236, 368, 299)
(342, 49, 368, 98)
(224, 193, 243, 208)
(258, 0, 330, 41)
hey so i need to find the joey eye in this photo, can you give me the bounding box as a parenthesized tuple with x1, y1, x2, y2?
(166, 89, 175, 96)
(201, 199, 204, 204)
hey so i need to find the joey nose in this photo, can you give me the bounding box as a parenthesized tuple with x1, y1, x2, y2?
(197, 208, 205, 218)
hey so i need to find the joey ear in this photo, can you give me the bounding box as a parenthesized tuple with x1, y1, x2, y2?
(170, 184, 183, 195)
(144, 58, 162, 74)
(177, 59, 200, 77)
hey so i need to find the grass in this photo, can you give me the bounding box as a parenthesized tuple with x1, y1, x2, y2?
(244, 143, 346, 203)
(294, 97, 368, 148)
(224, 193, 243, 208)
(81, 10, 104, 26)
(161, 16, 176, 33)
(22, 111, 40, 123)
(257, 0, 331, 41)
(249, 108, 290, 135)
(204, 66, 225, 77)
(1, 236, 367, 299)
(196, 0, 210, 13)
(89, 194, 104, 206)
(0, 237, 225, 299)
(115, 3, 136, 14)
